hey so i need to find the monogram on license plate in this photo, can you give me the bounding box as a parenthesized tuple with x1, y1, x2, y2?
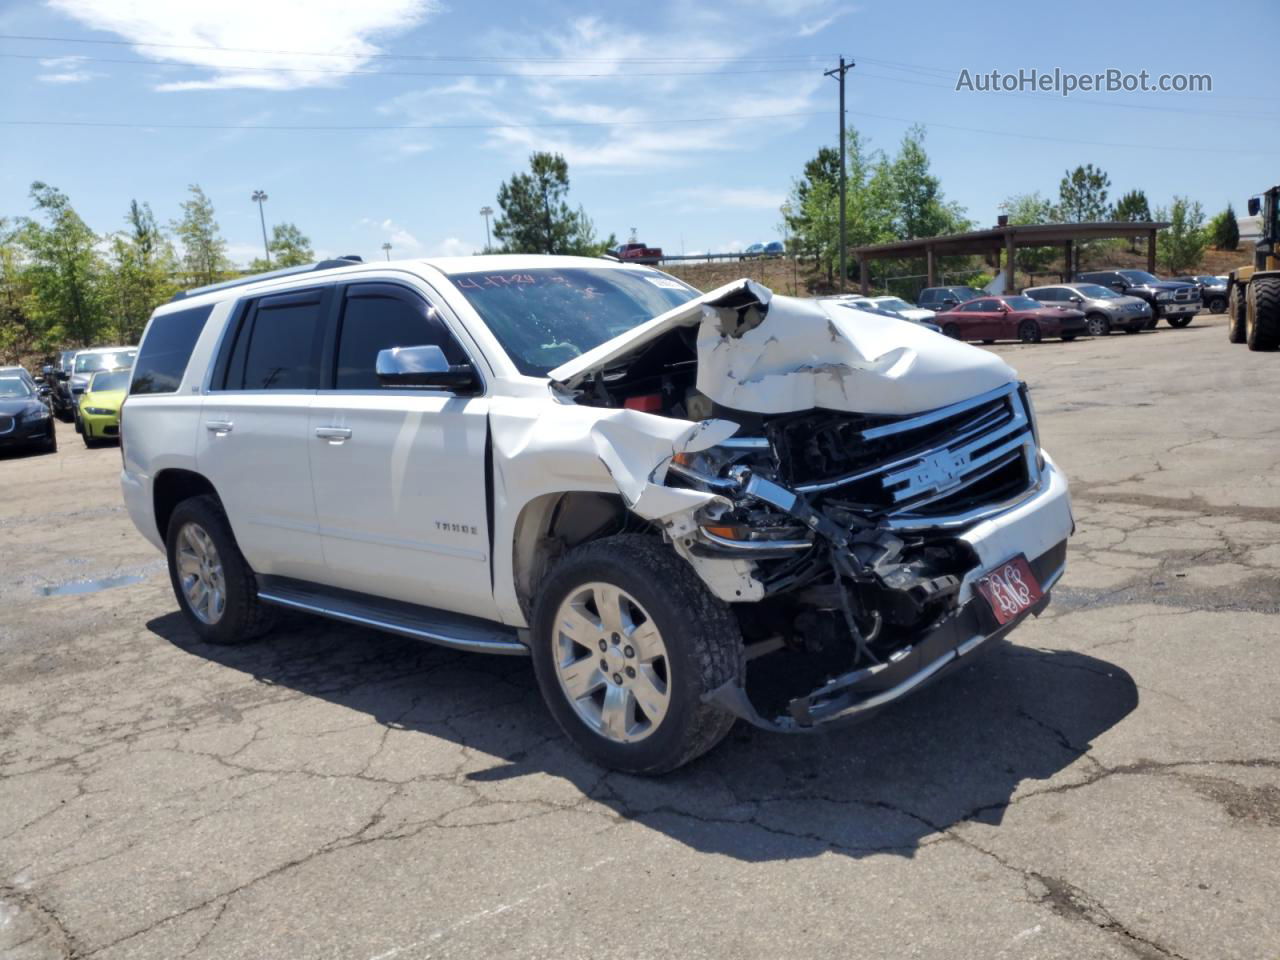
(975, 555, 1044, 626)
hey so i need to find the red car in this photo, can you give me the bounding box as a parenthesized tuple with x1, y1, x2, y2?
(609, 242, 663, 264)
(937, 294, 1088, 344)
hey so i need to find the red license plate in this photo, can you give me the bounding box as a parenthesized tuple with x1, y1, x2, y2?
(974, 554, 1044, 625)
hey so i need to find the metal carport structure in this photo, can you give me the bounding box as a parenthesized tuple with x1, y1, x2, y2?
(852, 220, 1171, 295)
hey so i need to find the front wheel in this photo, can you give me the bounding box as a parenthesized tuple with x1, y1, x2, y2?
(165, 495, 275, 645)
(1227, 284, 1247, 343)
(531, 535, 742, 774)
(1166, 314, 1193, 328)
(942, 323, 962, 339)
(1085, 313, 1110, 337)
(1061, 334, 1077, 341)
(1247, 276, 1280, 351)
(1018, 319, 1042, 343)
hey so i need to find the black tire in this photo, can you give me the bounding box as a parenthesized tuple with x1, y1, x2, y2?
(1085, 313, 1110, 337)
(1247, 276, 1280, 352)
(1227, 283, 1247, 343)
(942, 323, 962, 339)
(42, 425, 57, 453)
(1145, 315, 1159, 330)
(56, 406, 74, 423)
(1124, 326, 1142, 334)
(1166, 314, 1193, 328)
(73, 411, 83, 434)
(1018, 319, 1042, 343)
(530, 534, 742, 774)
(1208, 296, 1226, 314)
(1061, 334, 1077, 341)
(165, 494, 275, 645)
(981, 338, 995, 344)
(81, 432, 96, 449)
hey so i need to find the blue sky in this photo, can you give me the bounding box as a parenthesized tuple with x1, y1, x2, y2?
(1, 0, 1276, 266)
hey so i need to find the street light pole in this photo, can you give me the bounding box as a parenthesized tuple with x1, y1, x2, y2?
(251, 190, 270, 266)
(479, 206, 493, 252)
(381, 242, 392, 261)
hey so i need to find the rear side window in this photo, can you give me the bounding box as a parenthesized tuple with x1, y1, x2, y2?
(131, 305, 214, 395)
(224, 290, 325, 390)
(334, 284, 467, 390)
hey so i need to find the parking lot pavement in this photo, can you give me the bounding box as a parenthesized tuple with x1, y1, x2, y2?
(2, 311, 1277, 960)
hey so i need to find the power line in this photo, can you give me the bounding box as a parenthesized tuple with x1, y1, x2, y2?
(0, 51, 829, 78)
(0, 32, 829, 64)
(0, 110, 829, 131)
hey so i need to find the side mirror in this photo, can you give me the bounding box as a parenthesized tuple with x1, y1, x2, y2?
(38, 385, 51, 397)
(1070, 296, 1084, 303)
(942, 297, 958, 307)
(1248, 197, 1261, 217)
(376, 344, 476, 390)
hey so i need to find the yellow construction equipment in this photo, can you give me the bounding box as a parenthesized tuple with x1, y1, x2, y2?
(1227, 185, 1280, 350)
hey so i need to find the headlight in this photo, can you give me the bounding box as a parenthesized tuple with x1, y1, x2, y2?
(29, 406, 50, 420)
(84, 406, 116, 416)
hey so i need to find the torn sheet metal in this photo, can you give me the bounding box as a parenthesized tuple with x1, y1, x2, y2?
(550, 279, 1018, 416)
(488, 397, 750, 623)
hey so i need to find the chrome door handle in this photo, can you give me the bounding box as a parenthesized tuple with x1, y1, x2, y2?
(205, 420, 233, 435)
(315, 426, 352, 442)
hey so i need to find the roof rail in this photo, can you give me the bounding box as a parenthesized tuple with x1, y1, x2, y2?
(169, 255, 365, 302)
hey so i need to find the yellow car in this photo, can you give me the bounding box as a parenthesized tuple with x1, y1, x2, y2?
(78, 368, 130, 447)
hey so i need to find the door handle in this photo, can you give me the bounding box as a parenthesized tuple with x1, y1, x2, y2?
(315, 426, 352, 443)
(205, 420, 233, 435)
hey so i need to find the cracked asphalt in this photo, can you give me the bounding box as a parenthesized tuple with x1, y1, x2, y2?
(2, 310, 1277, 959)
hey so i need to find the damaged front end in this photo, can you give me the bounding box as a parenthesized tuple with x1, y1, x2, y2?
(548, 280, 1073, 731)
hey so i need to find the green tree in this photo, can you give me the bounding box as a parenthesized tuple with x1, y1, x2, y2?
(1208, 203, 1240, 250)
(1155, 197, 1208, 274)
(0, 217, 35, 362)
(20, 182, 108, 347)
(172, 185, 229, 286)
(1057, 164, 1112, 223)
(1001, 192, 1057, 272)
(251, 222, 314, 270)
(1113, 189, 1151, 252)
(104, 200, 178, 343)
(493, 152, 599, 255)
(890, 125, 967, 240)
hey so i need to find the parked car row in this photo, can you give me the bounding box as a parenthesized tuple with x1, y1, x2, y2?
(0, 346, 137, 457)
(740, 241, 785, 260)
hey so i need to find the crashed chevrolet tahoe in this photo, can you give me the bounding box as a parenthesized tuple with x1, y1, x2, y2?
(121, 255, 1072, 775)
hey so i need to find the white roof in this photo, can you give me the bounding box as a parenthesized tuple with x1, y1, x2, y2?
(421, 254, 656, 276)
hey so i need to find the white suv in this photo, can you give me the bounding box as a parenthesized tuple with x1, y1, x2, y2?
(121, 255, 1073, 773)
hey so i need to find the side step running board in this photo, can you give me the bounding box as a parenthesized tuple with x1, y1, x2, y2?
(256, 576, 528, 656)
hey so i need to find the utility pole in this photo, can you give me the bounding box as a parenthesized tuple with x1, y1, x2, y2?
(479, 206, 493, 252)
(824, 57, 854, 292)
(381, 242, 392, 261)
(251, 190, 270, 266)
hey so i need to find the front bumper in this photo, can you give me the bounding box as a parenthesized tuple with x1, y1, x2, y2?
(81, 410, 120, 439)
(0, 414, 54, 447)
(1155, 301, 1199, 317)
(707, 457, 1073, 731)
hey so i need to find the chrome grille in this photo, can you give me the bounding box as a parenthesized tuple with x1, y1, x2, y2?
(793, 383, 1040, 528)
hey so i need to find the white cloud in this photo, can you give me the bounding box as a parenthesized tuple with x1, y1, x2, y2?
(431, 237, 477, 257)
(46, 0, 441, 91)
(660, 186, 788, 212)
(38, 70, 94, 84)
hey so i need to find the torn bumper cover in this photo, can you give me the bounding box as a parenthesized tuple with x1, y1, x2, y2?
(707, 539, 1065, 731)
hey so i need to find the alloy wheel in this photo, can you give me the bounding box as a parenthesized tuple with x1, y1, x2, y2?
(176, 521, 226, 625)
(551, 582, 671, 744)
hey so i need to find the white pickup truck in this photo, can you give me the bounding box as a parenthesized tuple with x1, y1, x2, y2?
(121, 255, 1073, 773)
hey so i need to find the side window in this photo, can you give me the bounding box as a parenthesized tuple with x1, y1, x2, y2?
(225, 289, 325, 391)
(918, 290, 936, 305)
(130, 305, 213, 395)
(333, 284, 467, 390)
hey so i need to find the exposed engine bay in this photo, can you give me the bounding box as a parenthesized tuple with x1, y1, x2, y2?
(547, 280, 1069, 730)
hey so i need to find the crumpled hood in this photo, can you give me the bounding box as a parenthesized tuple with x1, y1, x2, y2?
(549, 279, 1017, 416)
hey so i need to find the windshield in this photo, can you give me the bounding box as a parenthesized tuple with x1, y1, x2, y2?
(1004, 296, 1042, 310)
(89, 369, 131, 393)
(1076, 284, 1119, 299)
(0, 376, 32, 398)
(1119, 270, 1160, 284)
(876, 298, 914, 312)
(75, 351, 136, 373)
(451, 267, 699, 376)
(951, 287, 985, 301)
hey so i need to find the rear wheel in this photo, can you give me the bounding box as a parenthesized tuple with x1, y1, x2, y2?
(165, 495, 275, 645)
(1085, 313, 1110, 337)
(1207, 295, 1227, 314)
(1247, 276, 1280, 352)
(1018, 319, 1042, 343)
(531, 535, 742, 774)
(1227, 283, 1247, 343)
